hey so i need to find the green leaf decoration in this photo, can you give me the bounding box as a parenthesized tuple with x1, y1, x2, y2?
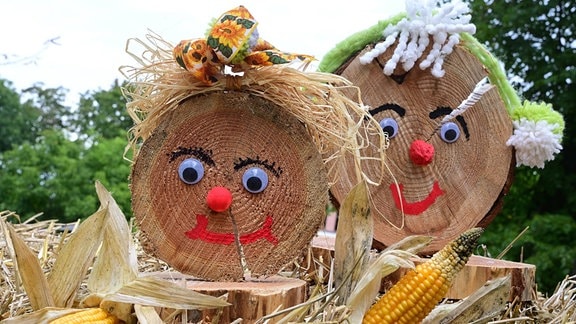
(175, 56, 186, 70)
(237, 18, 255, 29)
(220, 14, 237, 22)
(218, 43, 233, 59)
(206, 36, 219, 50)
(267, 52, 290, 64)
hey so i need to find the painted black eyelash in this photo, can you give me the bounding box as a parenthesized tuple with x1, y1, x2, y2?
(168, 146, 215, 166)
(233, 156, 282, 177)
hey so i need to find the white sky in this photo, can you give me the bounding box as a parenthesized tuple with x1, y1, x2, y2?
(0, 1, 405, 106)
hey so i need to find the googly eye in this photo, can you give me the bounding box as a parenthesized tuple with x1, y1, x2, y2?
(178, 158, 204, 184)
(379, 118, 399, 138)
(440, 122, 461, 143)
(242, 167, 269, 193)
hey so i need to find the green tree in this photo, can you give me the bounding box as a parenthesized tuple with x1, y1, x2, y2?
(72, 80, 133, 140)
(0, 80, 41, 151)
(0, 82, 132, 222)
(82, 135, 133, 218)
(470, 0, 576, 294)
(22, 84, 71, 132)
(470, 0, 575, 214)
(0, 130, 94, 221)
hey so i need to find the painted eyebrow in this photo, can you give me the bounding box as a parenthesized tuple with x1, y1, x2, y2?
(369, 103, 406, 117)
(167, 146, 216, 166)
(429, 106, 470, 140)
(233, 156, 282, 178)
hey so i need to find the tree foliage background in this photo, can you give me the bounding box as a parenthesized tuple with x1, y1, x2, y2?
(0, 0, 574, 294)
(0, 79, 133, 222)
(469, 0, 576, 294)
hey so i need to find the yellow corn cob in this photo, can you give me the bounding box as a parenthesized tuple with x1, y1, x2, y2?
(363, 227, 483, 324)
(50, 308, 119, 324)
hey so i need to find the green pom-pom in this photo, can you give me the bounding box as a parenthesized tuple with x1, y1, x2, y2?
(512, 101, 565, 135)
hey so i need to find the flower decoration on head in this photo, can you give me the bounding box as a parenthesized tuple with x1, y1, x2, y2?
(173, 5, 313, 84)
(319, 0, 564, 169)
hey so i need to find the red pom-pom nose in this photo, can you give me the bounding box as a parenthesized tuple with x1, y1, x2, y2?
(409, 140, 435, 165)
(206, 186, 233, 212)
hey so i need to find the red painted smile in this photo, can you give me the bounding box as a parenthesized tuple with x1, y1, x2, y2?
(389, 181, 445, 215)
(185, 214, 279, 245)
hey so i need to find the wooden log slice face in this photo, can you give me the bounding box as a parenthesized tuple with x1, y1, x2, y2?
(131, 92, 328, 280)
(331, 44, 514, 253)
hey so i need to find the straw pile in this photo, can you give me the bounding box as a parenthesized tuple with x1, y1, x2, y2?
(1, 182, 575, 323)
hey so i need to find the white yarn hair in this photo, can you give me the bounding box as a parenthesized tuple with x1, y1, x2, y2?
(359, 0, 476, 78)
(506, 119, 563, 168)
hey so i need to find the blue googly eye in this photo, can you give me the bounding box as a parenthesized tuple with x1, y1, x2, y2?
(379, 118, 399, 138)
(242, 167, 269, 193)
(440, 122, 461, 143)
(178, 158, 204, 184)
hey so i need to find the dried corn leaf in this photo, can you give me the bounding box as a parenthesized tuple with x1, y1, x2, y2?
(346, 249, 416, 323)
(47, 207, 108, 307)
(88, 181, 138, 294)
(103, 276, 230, 310)
(1, 220, 54, 310)
(0, 307, 81, 324)
(134, 304, 164, 324)
(424, 276, 511, 324)
(101, 299, 135, 324)
(333, 180, 372, 305)
(345, 234, 432, 322)
(384, 234, 434, 254)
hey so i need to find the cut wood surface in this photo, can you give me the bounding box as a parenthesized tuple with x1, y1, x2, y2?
(153, 272, 308, 324)
(311, 232, 536, 302)
(330, 42, 515, 254)
(131, 92, 328, 281)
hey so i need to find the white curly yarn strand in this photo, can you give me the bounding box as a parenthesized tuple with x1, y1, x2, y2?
(359, 0, 475, 78)
(441, 78, 492, 124)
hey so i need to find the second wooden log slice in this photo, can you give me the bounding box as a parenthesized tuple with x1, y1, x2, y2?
(331, 44, 515, 253)
(131, 91, 328, 280)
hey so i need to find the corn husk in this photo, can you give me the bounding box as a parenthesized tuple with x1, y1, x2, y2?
(333, 180, 372, 305)
(82, 181, 139, 323)
(424, 276, 512, 323)
(88, 181, 138, 294)
(134, 304, 164, 324)
(0, 307, 85, 324)
(103, 275, 230, 310)
(1, 219, 54, 310)
(346, 234, 433, 323)
(46, 207, 108, 307)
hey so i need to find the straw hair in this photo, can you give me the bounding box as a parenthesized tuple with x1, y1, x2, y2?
(120, 31, 387, 186)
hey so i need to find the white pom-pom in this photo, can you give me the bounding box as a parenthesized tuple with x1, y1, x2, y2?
(506, 118, 563, 168)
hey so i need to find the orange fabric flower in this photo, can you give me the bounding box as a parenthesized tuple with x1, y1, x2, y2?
(173, 6, 314, 85)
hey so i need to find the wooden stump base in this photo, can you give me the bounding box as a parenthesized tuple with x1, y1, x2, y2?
(153, 273, 308, 323)
(311, 232, 536, 302)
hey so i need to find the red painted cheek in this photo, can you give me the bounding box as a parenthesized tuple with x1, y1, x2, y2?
(409, 140, 435, 165)
(206, 186, 233, 212)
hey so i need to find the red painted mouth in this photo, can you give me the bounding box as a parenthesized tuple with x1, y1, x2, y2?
(389, 181, 445, 215)
(185, 214, 279, 245)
